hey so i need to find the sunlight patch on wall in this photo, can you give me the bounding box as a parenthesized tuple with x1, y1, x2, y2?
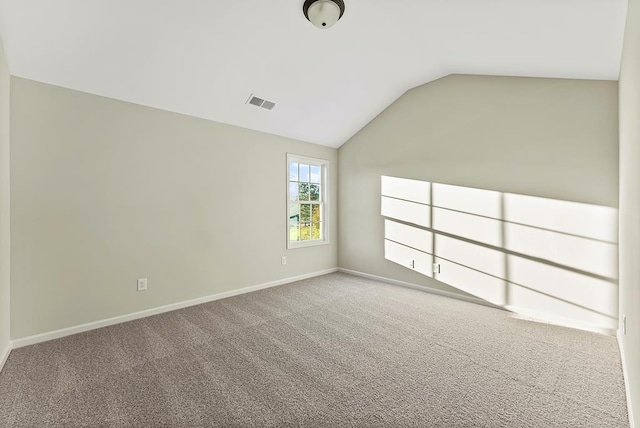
(432, 207, 503, 247)
(433, 255, 508, 306)
(381, 197, 431, 228)
(381, 176, 431, 204)
(385, 240, 434, 279)
(385, 219, 433, 254)
(504, 221, 617, 279)
(432, 183, 502, 218)
(381, 176, 619, 331)
(507, 255, 618, 318)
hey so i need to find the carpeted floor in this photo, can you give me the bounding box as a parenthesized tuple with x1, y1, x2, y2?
(0, 273, 629, 427)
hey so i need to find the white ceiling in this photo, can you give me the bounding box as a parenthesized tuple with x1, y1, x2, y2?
(0, 0, 629, 148)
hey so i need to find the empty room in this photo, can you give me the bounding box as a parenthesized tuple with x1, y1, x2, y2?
(0, 0, 639, 427)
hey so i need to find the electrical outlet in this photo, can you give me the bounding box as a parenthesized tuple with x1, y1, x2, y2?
(281, 256, 287, 266)
(623, 315, 627, 335)
(409, 260, 415, 269)
(137, 278, 148, 292)
(433, 263, 441, 274)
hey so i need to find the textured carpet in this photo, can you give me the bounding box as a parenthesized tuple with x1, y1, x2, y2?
(0, 273, 629, 427)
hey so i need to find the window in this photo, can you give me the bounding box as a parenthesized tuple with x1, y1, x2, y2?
(287, 154, 329, 249)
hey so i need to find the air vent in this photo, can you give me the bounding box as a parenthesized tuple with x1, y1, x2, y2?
(262, 101, 276, 110)
(247, 94, 277, 111)
(249, 96, 264, 107)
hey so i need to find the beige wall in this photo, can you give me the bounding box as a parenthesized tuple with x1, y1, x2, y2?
(619, 0, 640, 424)
(0, 38, 10, 356)
(339, 75, 619, 332)
(10, 77, 337, 339)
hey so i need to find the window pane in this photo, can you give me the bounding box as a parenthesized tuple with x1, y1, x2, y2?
(299, 183, 310, 201)
(300, 204, 311, 224)
(289, 203, 300, 242)
(311, 204, 321, 225)
(310, 184, 320, 201)
(289, 204, 300, 225)
(289, 183, 299, 201)
(310, 165, 321, 184)
(289, 162, 299, 181)
(312, 222, 321, 240)
(290, 226, 300, 241)
(300, 225, 311, 241)
(300, 164, 310, 182)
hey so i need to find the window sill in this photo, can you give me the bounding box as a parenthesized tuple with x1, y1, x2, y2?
(287, 239, 330, 250)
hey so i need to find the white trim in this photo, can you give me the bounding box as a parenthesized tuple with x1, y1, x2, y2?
(618, 330, 636, 428)
(339, 268, 616, 336)
(504, 305, 617, 336)
(338, 268, 498, 309)
(0, 341, 11, 373)
(12, 268, 338, 349)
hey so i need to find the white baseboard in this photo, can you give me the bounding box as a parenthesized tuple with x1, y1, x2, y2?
(12, 268, 338, 349)
(0, 341, 11, 373)
(338, 268, 616, 336)
(618, 331, 636, 428)
(505, 305, 617, 336)
(338, 268, 498, 309)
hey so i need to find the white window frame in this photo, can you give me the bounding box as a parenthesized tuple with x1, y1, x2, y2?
(287, 153, 330, 249)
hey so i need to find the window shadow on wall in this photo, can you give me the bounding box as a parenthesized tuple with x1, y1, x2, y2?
(381, 176, 619, 331)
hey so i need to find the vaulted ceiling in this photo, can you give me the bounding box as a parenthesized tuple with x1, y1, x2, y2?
(0, 0, 629, 148)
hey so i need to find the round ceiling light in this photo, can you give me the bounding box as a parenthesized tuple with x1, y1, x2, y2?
(303, 0, 345, 29)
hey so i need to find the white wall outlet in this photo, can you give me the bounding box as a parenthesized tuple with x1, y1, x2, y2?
(623, 315, 627, 335)
(409, 260, 415, 269)
(281, 256, 287, 265)
(137, 278, 148, 292)
(433, 263, 441, 274)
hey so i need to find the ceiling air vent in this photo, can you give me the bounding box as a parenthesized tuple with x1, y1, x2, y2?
(262, 101, 276, 110)
(247, 94, 277, 111)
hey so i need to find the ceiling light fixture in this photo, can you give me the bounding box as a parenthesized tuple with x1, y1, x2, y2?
(303, 0, 345, 29)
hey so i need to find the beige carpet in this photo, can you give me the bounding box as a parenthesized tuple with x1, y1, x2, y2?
(0, 273, 629, 427)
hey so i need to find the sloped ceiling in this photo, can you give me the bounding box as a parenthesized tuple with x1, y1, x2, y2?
(0, 0, 628, 148)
